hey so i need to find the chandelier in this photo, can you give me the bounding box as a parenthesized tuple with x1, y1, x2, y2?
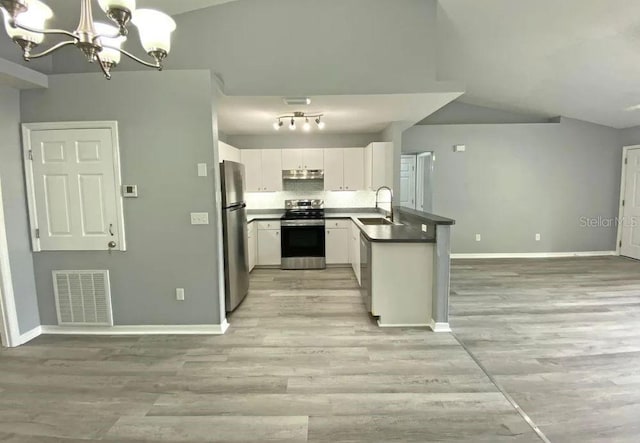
(274, 112, 326, 132)
(0, 0, 176, 79)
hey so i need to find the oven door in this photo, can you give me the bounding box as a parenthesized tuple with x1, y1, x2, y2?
(281, 220, 326, 270)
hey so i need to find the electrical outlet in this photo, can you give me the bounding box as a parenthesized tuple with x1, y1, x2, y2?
(190, 212, 209, 225)
(176, 288, 185, 301)
(535, 233, 541, 241)
(421, 224, 428, 233)
(475, 234, 481, 242)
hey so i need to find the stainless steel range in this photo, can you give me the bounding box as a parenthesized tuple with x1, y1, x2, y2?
(280, 199, 326, 270)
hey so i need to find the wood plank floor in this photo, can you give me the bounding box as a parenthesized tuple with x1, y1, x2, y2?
(451, 256, 640, 443)
(0, 267, 537, 442)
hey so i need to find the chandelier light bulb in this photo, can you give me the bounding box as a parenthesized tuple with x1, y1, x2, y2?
(2, 0, 53, 44)
(289, 118, 296, 131)
(303, 118, 311, 132)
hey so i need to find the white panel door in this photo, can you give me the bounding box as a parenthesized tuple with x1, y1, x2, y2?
(621, 148, 640, 259)
(326, 228, 349, 264)
(303, 149, 324, 169)
(324, 149, 344, 191)
(343, 148, 364, 191)
(400, 155, 417, 209)
(261, 149, 283, 192)
(282, 149, 304, 170)
(28, 128, 121, 251)
(240, 149, 262, 192)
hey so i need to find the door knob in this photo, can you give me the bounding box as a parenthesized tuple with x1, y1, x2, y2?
(108, 241, 117, 249)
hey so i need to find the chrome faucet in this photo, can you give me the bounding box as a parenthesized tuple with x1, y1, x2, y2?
(375, 186, 394, 223)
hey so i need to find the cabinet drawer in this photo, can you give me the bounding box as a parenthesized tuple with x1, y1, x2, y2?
(257, 221, 281, 230)
(326, 219, 351, 229)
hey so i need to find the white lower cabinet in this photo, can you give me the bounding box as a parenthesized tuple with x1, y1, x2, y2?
(326, 220, 350, 264)
(247, 221, 257, 272)
(350, 221, 361, 284)
(257, 221, 281, 266)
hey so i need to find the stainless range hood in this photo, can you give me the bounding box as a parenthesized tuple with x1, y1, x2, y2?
(282, 169, 324, 180)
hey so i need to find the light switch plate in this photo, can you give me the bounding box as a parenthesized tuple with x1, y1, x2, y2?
(197, 163, 208, 177)
(421, 224, 428, 232)
(454, 144, 466, 152)
(475, 234, 481, 242)
(190, 212, 209, 225)
(176, 288, 185, 301)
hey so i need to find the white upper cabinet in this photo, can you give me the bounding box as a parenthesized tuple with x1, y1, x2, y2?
(323, 148, 344, 191)
(261, 150, 283, 192)
(241, 149, 283, 192)
(241, 149, 263, 192)
(219, 141, 241, 163)
(281, 148, 324, 170)
(365, 142, 394, 190)
(323, 148, 364, 191)
(343, 148, 364, 191)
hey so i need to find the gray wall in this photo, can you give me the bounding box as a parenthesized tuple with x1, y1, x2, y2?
(419, 101, 553, 125)
(620, 126, 640, 146)
(21, 71, 223, 326)
(0, 86, 40, 334)
(51, 0, 438, 95)
(403, 117, 622, 253)
(228, 133, 380, 150)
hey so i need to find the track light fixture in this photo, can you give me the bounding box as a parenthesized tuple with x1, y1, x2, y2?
(274, 111, 325, 131)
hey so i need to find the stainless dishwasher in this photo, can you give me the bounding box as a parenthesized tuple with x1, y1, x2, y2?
(360, 233, 372, 313)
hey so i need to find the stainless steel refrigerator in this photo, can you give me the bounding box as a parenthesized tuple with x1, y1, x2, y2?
(220, 161, 250, 312)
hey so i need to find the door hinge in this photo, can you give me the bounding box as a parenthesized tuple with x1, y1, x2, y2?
(28, 149, 33, 160)
(625, 157, 628, 164)
(35, 228, 40, 239)
(623, 199, 625, 207)
(620, 240, 623, 248)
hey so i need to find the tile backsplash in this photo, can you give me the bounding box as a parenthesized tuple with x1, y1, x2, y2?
(246, 180, 376, 209)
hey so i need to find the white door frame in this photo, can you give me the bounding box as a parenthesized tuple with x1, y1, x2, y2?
(22, 121, 126, 252)
(0, 177, 21, 347)
(617, 145, 640, 256)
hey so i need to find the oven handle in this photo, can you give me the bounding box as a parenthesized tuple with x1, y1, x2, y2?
(281, 220, 326, 227)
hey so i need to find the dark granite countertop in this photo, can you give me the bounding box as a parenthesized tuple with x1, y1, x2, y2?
(247, 208, 438, 243)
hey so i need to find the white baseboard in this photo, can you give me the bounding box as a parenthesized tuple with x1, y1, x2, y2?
(451, 251, 617, 259)
(17, 325, 42, 345)
(429, 320, 451, 333)
(40, 323, 230, 336)
(376, 320, 430, 328)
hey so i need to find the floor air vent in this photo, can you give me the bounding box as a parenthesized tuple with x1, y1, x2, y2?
(53, 270, 113, 326)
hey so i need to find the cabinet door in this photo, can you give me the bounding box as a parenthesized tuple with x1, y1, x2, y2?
(281, 149, 303, 170)
(323, 148, 344, 191)
(343, 148, 364, 191)
(350, 222, 361, 283)
(371, 142, 394, 190)
(326, 228, 349, 264)
(247, 223, 257, 271)
(240, 150, 262, 192)
(303, 149, 324, 169)
(257, 229, 281, 266)
(261, 149, 283, 192)
(364, 144, 373, 190)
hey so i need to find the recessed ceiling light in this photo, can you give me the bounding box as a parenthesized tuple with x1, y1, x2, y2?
(284, 97, 311, 106)
(625, 104, 640, 112)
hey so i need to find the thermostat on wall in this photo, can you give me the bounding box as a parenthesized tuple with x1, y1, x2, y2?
(122, 185, 138, 198)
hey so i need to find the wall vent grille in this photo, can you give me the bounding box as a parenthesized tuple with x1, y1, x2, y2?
(53, 270, 113, 326)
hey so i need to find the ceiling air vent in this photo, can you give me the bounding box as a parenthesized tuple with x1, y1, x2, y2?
(53, 270, 113, 326)
(283, 97, 311, 106)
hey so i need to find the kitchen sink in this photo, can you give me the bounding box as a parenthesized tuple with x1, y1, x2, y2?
(357, 217, 395, 225)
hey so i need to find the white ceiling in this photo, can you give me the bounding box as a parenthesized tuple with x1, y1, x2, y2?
(438, 0, 640, 129)
(218, 93, 463, 135)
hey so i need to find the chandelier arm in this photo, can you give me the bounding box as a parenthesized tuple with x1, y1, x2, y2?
(114, 47, 161, 69)
(95, 52, 112, 80)
(27, 40, 76, 59)
(9, 21, 78, 40)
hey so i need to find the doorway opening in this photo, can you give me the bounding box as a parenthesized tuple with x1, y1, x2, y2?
(400, 152, 434, 212)
(618, 145, 640, 260)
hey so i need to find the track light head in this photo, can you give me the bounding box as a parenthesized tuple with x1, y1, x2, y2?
(289, 118, 296, 130)
(316, 116, 325, 130)
(303, 118, 311, 132)
(273, 119, 282, 130)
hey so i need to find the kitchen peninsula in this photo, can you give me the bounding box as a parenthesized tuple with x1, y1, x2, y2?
(247, 206, 455, 332)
